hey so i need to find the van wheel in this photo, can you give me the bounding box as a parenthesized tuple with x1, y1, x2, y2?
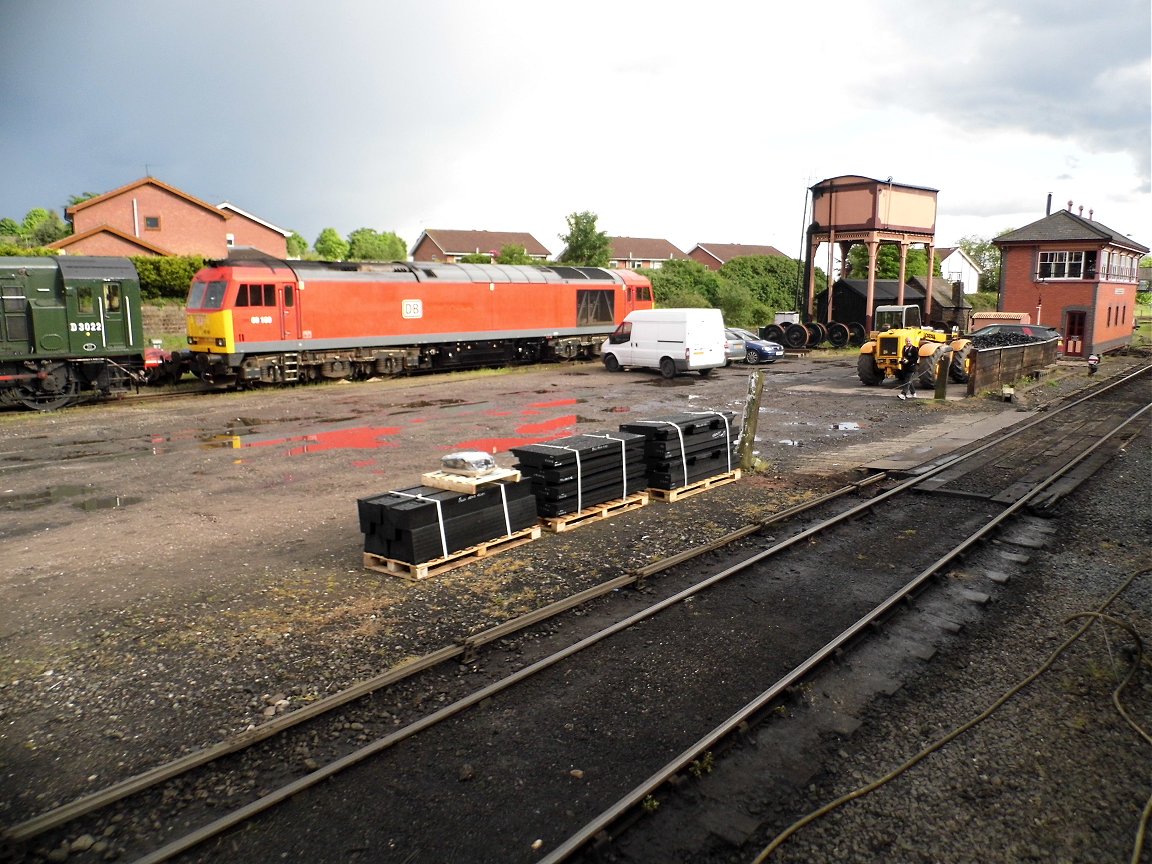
(659, 358, 676, 379)
(603, 354, 621, 372)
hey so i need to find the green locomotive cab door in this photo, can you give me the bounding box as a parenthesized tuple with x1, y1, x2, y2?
(65, 279, 134, 354)
(0, 278, 30, 354)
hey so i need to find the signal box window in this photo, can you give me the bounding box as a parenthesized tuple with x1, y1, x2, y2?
(144, 216, 161, 230)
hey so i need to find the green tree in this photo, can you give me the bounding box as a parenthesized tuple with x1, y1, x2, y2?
(846, 244, 937, 280)
(18, 208, 69, 246)
(459, 253, 491, 263)
(714, 280, 768, 328)
(557, 211, 610, 266)
(131, 255, 205, 301)
(67, 192, 100, 206)
(718, 255, 804, 313)
(0, 217, 20, 240)
(314, 227, 349, 261)
(347, 228, 406, 261)
(644, 259, 720, 308)
(495, 244, 534, 265)
(959, 233, 1008, 292)
(286, 232, 310, 259)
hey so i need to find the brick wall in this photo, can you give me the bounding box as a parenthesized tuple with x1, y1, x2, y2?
(142, 304, 186, 343)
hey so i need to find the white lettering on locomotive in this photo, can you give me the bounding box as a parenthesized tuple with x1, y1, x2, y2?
(249, 316, 274, 325)
(402, 299, 423, 319)
(69, 321, 104, 332)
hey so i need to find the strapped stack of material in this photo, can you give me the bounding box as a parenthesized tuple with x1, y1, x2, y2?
(357, 480, 537, 564)
(619, 411, 738, 490)
(510, 431, 648, 518)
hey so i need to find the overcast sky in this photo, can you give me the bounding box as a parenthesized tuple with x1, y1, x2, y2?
(2, 0, 1149, 260)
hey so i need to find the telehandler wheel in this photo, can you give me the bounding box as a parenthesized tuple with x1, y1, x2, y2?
(949, 342, 973, 383)
(917, 344, 951, 387)
(857, 353, 883, 386)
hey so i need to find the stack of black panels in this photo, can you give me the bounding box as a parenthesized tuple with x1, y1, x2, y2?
(358, 480, 537, 564)
(618, 412, 738, 490)
(510, 431, 647, 518)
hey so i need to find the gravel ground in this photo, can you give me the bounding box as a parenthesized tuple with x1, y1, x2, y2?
(0, 352, 1147, 863)
(748, 424, 1152, 864)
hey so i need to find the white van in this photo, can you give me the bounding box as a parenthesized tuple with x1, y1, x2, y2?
(601, 308, 727, 379)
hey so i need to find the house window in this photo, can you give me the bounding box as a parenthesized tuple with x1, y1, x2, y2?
(1038, 250, 1097, 280)
(144, 216, 161, 230)
(226, 233, 235, 247)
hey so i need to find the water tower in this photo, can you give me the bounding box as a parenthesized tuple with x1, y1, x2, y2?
(804, 175, 939, 332)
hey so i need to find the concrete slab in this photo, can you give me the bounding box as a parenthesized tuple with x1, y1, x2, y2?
(860, 409, 1036, 473)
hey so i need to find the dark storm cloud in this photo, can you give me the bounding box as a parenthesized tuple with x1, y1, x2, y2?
(871, 0, 1151, 188)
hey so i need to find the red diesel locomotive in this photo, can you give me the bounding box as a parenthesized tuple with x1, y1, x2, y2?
(185, 255, 655, 386)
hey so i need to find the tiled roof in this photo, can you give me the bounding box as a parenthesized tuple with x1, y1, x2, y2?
(416, 229, 551, 257)
(66, 177, 228, 221)
(48, 225, 171, 255)
(689, 243, 786, 264)
(608, 236, 684, 260)
(994, 209, 1148, 254)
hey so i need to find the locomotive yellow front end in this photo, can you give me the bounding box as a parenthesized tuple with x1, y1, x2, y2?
(186, 308, 235, 354)
(185, 269, 240, 384)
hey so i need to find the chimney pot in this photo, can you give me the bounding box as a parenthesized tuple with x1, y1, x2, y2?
(1068, 200, 1074, 210)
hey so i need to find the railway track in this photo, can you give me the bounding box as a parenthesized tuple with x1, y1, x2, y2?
(3, 366, 1148, 863)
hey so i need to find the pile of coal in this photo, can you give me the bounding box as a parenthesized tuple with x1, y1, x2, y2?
(971, 332, 1045, 349)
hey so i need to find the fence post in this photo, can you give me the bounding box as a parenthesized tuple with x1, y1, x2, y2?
(738, 370, 764, 471)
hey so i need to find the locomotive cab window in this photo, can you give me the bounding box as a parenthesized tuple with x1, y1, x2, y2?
(236, 284, 250, 307)
(76, 285, 94, 314)
(104, 283, 121, 312)
(192, 280, 227, 309)
(284, 284, 294, 306)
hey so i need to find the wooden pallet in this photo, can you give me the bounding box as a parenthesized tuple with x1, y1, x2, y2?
(648, 468, 742, 503)
(539, 492, 650, 533)
(363, 524, 541, 581)
(420, 467, 521, 493)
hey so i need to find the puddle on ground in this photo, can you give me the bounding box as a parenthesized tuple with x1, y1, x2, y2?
(205, 425, 404, 456)
(72, 496, 143, 511)
(0, 484, 93, 511)
(452, 414, 582, 455)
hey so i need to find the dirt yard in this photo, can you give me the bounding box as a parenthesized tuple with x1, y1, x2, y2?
(0, 351, 1131, 833)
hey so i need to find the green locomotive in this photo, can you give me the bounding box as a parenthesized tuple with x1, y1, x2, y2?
(0, 256, 149, 409)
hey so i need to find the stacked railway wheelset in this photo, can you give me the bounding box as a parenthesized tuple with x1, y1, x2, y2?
(760, 318, 868, 351)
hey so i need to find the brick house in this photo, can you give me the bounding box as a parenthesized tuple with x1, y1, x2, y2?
(410, 229, 550, 262)
(50, 177, 289, 258)
(604, 237, 684, 269)
(685, 242, 787, 271)
(993, 207, 1148, 357)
